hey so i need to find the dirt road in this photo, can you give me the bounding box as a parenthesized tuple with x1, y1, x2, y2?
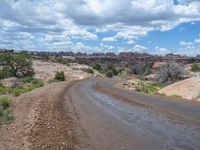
(65, 79, 200, 150)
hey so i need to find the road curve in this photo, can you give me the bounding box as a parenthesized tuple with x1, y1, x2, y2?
(64, 79, 200, 150)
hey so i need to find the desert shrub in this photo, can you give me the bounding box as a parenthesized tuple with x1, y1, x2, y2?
(12, 87, 24, 96)
(0, 84, 6, 94)
(40, 53, 50, 61)
(144, 67, 152, 76)
(82, 68, 94, 74)
(130, 64, 152, 76)
(93, 64, 102, 71)
(54, 71, 65, 81)
(26, 80, 44, 92)
(130, 64, 144, 75)
(55, 57, 70, 66)
(157, 62, 189, 83)
(0, 109, 3, 116)
(26, 83, 36, 92)
(172, 95, 183, 99)
(152, 82, 167, 88)
(136, 81, 158, 93)
(0, 67, 15, 79)
(106, 70, 114, 78)
(106, 64, 118, 76)
(37, 80, 44, 87)
(0, 96, 14, 124)
(62, 60, 70, 67)
(0, 96, 12, 109)
(191, 63, 200, 72)
(0, 109, 14, 123)
(0, 53, 35, 77)
(20, 76, 34, 83)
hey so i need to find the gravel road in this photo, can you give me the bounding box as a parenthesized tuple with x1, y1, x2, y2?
(65, 79, 200, 150)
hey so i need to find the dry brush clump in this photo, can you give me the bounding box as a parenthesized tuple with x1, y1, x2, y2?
(191, 63, 200, 72)
(54, 71, 66, 81)
(157, 62, 189, 83)
(0, 96, 14, 124)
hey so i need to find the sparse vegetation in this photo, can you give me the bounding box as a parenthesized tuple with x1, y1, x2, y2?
(191, 63, 200, 72)
(93, 64, 102, 71)
(135, 81, 158, 93)
(0, 96, 14, 124)
(54, 71, 65, 81)
(157, 62, 189, 83)
(82, 67, 94, 74)
(130, 63, 152, 76)
(106, 70, 114, 78)
(0, 84, 6, 94)
(106, 64, 119, 76)
(12, 87, 24, 97)
(152, 82, 167, 88)
(172, 95, 183, 99)
(0, 96, 12, 109)
(54, 57, 70, 66)
(25, 80, 44, 92)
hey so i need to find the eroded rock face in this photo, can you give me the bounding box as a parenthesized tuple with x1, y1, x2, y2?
(1, 77, 17, 87)
(159, 77, 200, 101)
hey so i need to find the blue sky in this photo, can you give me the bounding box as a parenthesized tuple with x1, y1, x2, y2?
(0, 0, 200, 56)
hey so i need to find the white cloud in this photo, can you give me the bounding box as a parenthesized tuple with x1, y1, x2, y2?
(0, 0, 200, 54)
(177, 39, 200, 56)
(154, 46, 170, 55)
(133, 45, 149, 52)
(102, 37, 116, 42)
(178, 45, 200, 56)
(114, 26, 153, 40)
(127, 40, 136, 45)
(194, 39, 200, 43)
(179, 41, 194, 46)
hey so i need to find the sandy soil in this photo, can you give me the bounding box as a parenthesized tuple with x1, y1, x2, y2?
(33, 60, 102, 81)
(0, 82, 76, 150)
(159, 77, 200, 101)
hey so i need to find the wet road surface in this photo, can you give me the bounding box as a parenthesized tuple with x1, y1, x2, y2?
(64, 79, 200, 150)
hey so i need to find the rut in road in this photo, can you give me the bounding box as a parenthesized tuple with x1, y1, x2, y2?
(64, 79, 200, 150)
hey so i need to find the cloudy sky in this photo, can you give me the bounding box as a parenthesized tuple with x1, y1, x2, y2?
(0, 0, 200, 55)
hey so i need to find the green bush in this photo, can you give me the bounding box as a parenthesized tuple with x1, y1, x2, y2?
(26, 83, 36, 92)
(54, 71, 65, 81)
(106, 70, 114, 78)
(191, 64, 200, 72)
(136, 81, 158, 93)
(93, 64, 101, 71)
(37, 80, 44, 87)
(20, 76, 34, 83)
(0, 67, 15, 79)
(0, 53, 35, 77)
(106, 64, 118, 76)
(152, 82, 167, 88)
(25, 80, 44, 92)
(0, 109, 14, 123)
(62, 60, 70, 67)
(0, 84, 6, 94)
(130, 64, 152, 76)
(0, 96, 12, 109)
(82, 68, 94, 74)
(12, 87, 24, 96)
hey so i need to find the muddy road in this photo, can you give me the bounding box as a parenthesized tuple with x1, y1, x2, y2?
(65, 79, 200, 150)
